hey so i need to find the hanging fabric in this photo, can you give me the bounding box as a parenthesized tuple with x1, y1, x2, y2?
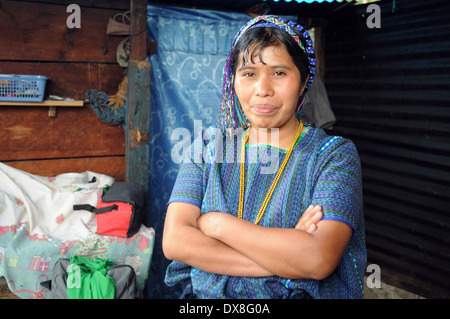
(301, 74, 336, 129)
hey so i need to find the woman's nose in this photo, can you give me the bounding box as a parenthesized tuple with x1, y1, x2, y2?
(255, 76, 274, 97)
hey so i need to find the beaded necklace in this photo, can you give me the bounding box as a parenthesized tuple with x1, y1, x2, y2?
(238, 121, 304, 224)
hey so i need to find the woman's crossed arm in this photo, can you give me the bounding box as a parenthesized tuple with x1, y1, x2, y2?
(163, 202, 351, 280)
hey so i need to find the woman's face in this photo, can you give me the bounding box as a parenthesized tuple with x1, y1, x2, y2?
(234, 43, 306, 131)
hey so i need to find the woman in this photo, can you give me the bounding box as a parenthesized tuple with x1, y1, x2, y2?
(162, 16, 366, 299)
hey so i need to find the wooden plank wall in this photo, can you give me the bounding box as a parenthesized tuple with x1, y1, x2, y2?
(0, 0, 129, 180)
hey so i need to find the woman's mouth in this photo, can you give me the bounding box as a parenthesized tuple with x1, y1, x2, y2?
(252, 104, 277, 115)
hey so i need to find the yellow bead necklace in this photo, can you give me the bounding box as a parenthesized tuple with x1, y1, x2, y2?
(238, 121, 304, 225)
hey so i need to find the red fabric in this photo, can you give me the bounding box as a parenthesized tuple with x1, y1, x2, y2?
(95, 197, 133, 237)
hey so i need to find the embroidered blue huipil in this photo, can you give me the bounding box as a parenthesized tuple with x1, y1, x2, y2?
(165, 125, 366, 299)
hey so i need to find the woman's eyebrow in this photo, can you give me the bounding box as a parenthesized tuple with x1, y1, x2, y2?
(237, 64, 292, 72)
(268, 64, 292, 70)
(237, 64, 256, 72)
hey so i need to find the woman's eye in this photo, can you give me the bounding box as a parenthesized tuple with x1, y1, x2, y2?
(273, 71, 285, 77)
(243, 72, 254, 78)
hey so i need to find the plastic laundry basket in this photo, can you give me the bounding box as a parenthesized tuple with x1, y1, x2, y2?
(0, 74, 48, 102)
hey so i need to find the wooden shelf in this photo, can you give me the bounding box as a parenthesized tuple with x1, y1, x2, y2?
(0, 99, 84, 107)
(0, 99, 84, 117)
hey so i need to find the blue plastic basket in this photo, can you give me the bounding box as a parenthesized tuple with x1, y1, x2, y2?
(0, 74, 48, 102)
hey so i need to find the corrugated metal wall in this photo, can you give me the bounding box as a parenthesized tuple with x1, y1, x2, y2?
(324, 0, 450, 298)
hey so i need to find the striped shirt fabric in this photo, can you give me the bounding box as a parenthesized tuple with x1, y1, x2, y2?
(165, 125, 366, 299)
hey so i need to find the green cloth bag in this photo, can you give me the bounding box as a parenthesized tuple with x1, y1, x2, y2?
(67, 255, 116, 299)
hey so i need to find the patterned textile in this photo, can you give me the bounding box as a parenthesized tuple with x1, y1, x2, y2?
(0, 224, 154, 299)
(165, 125, 366, 299)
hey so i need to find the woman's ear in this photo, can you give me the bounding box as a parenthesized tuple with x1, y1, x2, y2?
(299, 74, 310, 97)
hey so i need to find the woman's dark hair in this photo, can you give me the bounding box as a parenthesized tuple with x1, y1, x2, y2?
(230, 26, 310, 85)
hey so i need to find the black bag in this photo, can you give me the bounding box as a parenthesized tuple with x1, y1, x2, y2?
(74, 182, 146, 238)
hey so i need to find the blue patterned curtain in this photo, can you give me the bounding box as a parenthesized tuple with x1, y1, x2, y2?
(146, 4, 252, 298)
(146, 4, 294, 298)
